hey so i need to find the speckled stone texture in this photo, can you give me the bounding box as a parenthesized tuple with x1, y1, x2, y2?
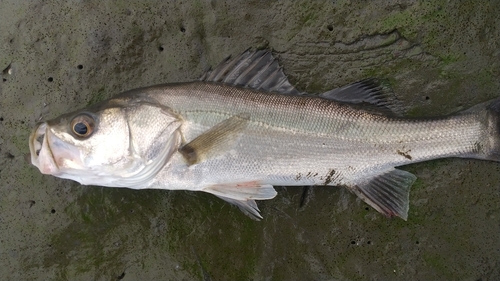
(1, 1, 499, 280)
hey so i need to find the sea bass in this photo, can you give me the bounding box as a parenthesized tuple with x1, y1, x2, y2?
(29, 49, 500, 220)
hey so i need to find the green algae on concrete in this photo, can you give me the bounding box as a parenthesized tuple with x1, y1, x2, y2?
(86, 87, 108, 106)
(1, 0, 500, 280)
(161, 191, 263, 280)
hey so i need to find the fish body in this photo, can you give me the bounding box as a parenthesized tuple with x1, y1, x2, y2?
(29, 49, 500, 220)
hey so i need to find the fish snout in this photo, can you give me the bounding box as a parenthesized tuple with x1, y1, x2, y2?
(29, 122, 58, 174)
(30, 122, 45, 158)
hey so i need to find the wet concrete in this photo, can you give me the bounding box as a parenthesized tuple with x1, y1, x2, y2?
(1, 0, 499, 280)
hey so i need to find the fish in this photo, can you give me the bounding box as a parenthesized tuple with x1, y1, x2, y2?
(29, 49, 500, 220)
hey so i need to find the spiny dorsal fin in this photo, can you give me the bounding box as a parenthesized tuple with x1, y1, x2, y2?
(200, 49, 302, 95)
(349, 168, 416, 220)
(178, 113, 250, 165)
(320, 79, 406, 116)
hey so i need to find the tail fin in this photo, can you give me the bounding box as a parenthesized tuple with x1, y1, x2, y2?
(483, 98, 500, 161)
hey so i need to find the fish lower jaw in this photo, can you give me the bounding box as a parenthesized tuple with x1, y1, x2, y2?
(36, 156, 59, 175)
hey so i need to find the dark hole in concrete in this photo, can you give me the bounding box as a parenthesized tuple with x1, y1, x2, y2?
(29, 200, 36, 208)
(2, 63, 11, 75)
(51, 208, 56, 214)
(117, 272, 126, 280)
(365, 207, 369, 211)
(21, 120, 24, 124)
(2, 78, 6, 82)
(6, 152, 15, 159)
(327, 24, 333, 31)
(350, 240, 355, 244)
(180, 26, 186, 33)
(48, 77, 53, 82)
(0, 117, 3, 121)
(130, 209, 134, 213)
(77, 64, 83, 70)
(416, 241, 419, 244)
(158, 46, 164, 52)
(425, 96, 430, 100)
(367, 241, 371, 244)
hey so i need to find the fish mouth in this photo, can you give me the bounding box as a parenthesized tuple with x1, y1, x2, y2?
(29, 122, 59, 174)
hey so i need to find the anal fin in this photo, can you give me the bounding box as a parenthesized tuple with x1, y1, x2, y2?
(203, 181, 277, 220)
(350, 168, 416, 220)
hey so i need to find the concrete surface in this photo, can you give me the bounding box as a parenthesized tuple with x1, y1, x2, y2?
(1, 0, 499, 280)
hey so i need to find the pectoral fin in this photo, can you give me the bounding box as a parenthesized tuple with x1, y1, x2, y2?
(350, 168, 416, 220)
(179, 114, 250, 165)
(203, 181, 277, 220)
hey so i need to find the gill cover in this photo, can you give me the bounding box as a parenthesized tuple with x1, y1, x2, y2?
(30, 98, 182, 188)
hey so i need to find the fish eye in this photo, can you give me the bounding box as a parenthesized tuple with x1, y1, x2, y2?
(70, 114, 95, 138)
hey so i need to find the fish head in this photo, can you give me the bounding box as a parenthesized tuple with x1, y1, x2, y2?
(29, 98, 182, 188)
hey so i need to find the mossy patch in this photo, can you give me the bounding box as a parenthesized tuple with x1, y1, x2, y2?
(86, 87, 108, 106)
(379, 9, 420, 38)
(158, 191, 262, 280)
(40, 187, 166, 279)
(423, 253, 456, 279)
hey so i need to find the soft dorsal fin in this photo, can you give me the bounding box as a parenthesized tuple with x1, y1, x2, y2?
(320, 79, 406, 116)
(200, 49, 302, 95)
